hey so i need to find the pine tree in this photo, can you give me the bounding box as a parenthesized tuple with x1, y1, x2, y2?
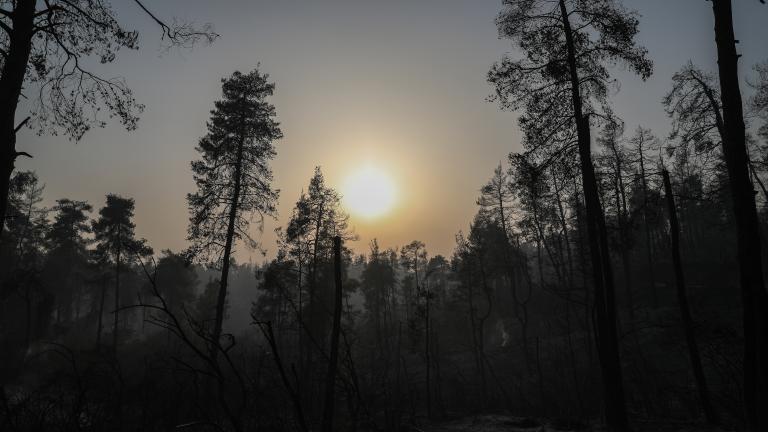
(0, 1, 216, 243)
(488, 1, 653, 429)
(44, 199, 92, 324)
(92, 194, 151, 354)
(186, 69, 281, 361)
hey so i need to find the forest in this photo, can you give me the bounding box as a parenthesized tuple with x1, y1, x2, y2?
(1, 1, 768, 431)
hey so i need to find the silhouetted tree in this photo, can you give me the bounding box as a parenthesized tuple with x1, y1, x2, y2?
(321, 236, 343, 432)
(92, 194, 151, 355)
(478, 164, 514, 243)
(627, 127, 661, 307)
(596, 118, 637, 321)
(46, 199, 90, 249)
(477, 164, 528, 347)
(0, 171, 47, 378)
(283, 166, 353, 388)
(2, 171, 47, 270)
(253, 252, 298, 337)
(710, 1, 768, 426)
(400, 240, 427, 333)
(489, 1, 653, 428)
(508, 154, 550, 368)
(43, 199, 91, 324)
(400, 240, 436, 417)
(452, 214, 507, 406)
(154, 250, 198, 316)
(664, 64, 725, 156)
(0, 1, 217, 243)
(186, 69, 281, 361)
(361, 239, 396, 352)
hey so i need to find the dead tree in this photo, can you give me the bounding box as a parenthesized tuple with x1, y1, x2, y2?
(662, 168, 719, 425)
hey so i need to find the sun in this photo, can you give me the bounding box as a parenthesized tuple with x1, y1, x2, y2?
(342, 165, 397, 219)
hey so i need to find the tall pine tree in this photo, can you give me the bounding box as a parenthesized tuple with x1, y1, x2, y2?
(187, 69, 281, 360)
(489, 1, 652, 429)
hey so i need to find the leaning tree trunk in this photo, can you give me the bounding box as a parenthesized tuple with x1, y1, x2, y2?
(0, 0, 36, 242)
(559, 1, 628, 430)
(710, 2, 768, 430)
(212, 133, 245, 362)
(662, 169, 719, 425)
(321, 236, 343, 432)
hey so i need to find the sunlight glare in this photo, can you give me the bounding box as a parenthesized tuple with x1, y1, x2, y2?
(343, 165, 397, 219)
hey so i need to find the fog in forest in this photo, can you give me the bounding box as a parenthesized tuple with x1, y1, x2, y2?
(2, 1, 768, 431)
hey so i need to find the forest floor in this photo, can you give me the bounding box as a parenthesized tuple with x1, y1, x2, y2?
(417, 414, 731, 431)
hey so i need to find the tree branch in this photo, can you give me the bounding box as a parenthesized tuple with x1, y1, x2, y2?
(14, 116, 30, 133)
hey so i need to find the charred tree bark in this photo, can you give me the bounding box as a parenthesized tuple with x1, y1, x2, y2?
(321, 236, 343, 432)
(662, 169, 719, 425)
(710, 1, 768, 430)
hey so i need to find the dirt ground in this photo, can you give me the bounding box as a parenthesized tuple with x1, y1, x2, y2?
(414, 414, 732, 432)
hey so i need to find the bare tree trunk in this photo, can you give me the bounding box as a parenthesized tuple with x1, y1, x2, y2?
(321, 236, 343, 432)
(559, 1, 628, 429)
(710, 2, 768, 430)
(662, 169, 719, 425)
(0, 0, 36, 243)
(212, 130, 245, 362)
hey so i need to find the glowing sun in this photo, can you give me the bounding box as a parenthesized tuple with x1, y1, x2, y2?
(343, 165, 397, 219)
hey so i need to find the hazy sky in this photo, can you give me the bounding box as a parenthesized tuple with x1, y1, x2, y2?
(15, 0, 768, 262)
